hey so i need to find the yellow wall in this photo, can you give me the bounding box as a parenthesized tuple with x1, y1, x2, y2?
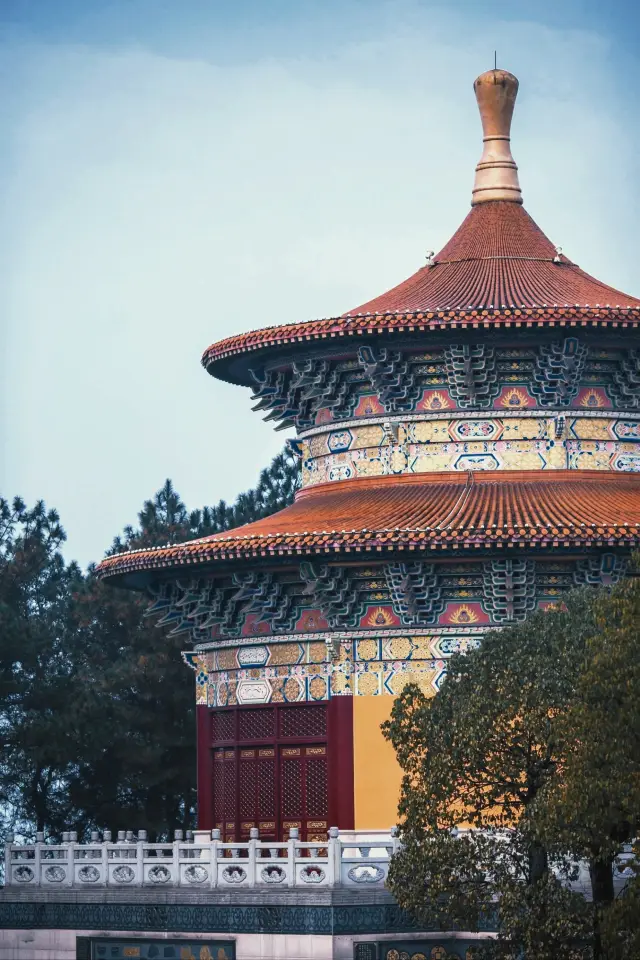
(353, 696, 403, 830)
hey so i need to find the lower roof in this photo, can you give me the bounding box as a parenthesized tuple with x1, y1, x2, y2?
(96, 471, 640, 586)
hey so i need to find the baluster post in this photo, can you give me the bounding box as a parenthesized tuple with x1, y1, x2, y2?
(68, 831, 77, 886)
(36, 832, 44, 886)
(248, 827, 259, 886)
(34, 834, 42, 886)
(391, 825, 400, 854)
(287, 827, 298, 888)
(173, 830, 183, 886)
(4, 833, 14, 886)
(136, 831, 146, 885)
(103, 831, 111, 885)
(327, 827, 339, 886)
(211, 829, 220, 889)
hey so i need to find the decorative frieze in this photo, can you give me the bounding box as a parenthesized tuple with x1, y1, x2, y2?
(248, 343, 640, 432)
(482, 558, 537, 622)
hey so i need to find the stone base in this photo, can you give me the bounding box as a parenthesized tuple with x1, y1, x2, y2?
(0, 888, 495, 959)
(0, 929, 492, 960)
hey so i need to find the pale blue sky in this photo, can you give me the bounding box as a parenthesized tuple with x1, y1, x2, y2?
(1, 0, 639, 567)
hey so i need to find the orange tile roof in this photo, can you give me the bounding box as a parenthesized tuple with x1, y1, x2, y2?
(96, 471, 640, 584)
(202, 202, 640, 383)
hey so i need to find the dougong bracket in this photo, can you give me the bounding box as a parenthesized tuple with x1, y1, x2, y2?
(444, 344, 499, 408)
(358, 345, 423, 414)
(530, 337, 588, 406)
(299, 562, 361, 629)
(384, 562, 445, 625)
(482, 558, 537, 622)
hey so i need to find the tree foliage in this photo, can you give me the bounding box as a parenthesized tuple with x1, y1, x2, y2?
(383, 582, 640, 959)
(0, 446, 300, 842)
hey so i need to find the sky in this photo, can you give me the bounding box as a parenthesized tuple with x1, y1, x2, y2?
(1, 0, 640, 568)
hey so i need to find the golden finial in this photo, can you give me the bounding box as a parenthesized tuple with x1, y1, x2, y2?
(471, 67, 522, 205)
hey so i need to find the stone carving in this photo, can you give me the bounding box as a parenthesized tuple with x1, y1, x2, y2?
(300, 864, 326, 883)
(44, 865, 66, 883)
(261, 864, 286, 883)
(148, 865, 172, 883)
(385, 562, 445, 624)
(13, 866, 34, 882)
(530, 337, 588, 406)
(184, 865, 208, 884)
(222, 865, 247, 883)
(112, 865, 135, 883)
(347, 864, 386, 883)
(483, 559, 536, 622)
(78, 865, 101, 883)
(444, 344, 499, 407)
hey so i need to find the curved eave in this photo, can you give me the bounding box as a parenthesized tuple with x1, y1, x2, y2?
(96, 471, 640, 587)
(202, 306, 640, 386)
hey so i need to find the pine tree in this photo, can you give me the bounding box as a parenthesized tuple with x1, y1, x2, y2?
(0, 446, 301, 840)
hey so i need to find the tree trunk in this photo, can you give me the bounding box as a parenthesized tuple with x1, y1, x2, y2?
(589, 855, 614, 960)
(528, 841, 548, 884)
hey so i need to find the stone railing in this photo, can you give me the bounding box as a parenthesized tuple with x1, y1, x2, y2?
(4, 827, 399, 891)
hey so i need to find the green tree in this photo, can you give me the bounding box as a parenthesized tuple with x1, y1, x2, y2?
(382, 593, 596, 959)
(1, 445, 301, 841)
(72, 446, 301, 838)
(384, 579, 640, 959)
(532, 576, 640, 958)
(0, 497, 83, 839)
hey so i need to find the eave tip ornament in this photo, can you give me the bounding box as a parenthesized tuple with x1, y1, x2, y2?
(472, 67, 523, 206)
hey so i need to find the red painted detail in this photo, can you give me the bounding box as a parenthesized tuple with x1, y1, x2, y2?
(418, 388, 455, 411)
(575, 386, 612, 409)
(438, 601, 490, 626)
(196, 705, 214, 831)
(359, 604, 401, 629)
(354, 394, 384, 417)
(315, 407, 334, 424)
(295, 608, 330, 632)
(240, 613, 270, 636)
(327, 696, 354, 831)
(494, 385, 535, 409)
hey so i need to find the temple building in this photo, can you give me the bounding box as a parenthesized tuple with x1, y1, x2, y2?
(97, 68, 640, 847)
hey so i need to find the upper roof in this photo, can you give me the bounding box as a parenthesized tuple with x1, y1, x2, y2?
(96, 472, 640, 585)
(201, 70, 640, 386)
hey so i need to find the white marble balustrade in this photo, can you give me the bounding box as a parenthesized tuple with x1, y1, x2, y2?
(4, 827, 400, 891)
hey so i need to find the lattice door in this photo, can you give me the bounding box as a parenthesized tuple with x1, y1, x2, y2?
(280, 745, 328, 841)
(208, 704, 329, 841)
(213, 748, 237, 841)
(237, 747, 277, 840)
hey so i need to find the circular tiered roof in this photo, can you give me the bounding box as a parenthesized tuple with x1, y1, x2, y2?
(97, 67, 640, 587)
(202, 201, 640, 386)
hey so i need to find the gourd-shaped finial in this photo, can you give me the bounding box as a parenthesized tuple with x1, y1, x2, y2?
(471, 68, 522, 205)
